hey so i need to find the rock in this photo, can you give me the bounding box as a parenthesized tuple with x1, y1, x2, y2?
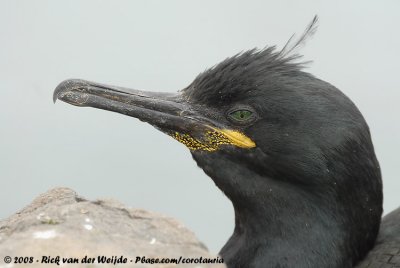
(0, 188, 225, 268)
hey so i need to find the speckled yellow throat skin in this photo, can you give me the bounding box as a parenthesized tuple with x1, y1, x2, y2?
(171, 128, 256, 152)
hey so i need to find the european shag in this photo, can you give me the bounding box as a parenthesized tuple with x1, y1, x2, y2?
(53, 18, 400, 268)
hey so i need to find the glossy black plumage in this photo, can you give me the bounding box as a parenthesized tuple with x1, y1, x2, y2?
(54, 18, 400, 268)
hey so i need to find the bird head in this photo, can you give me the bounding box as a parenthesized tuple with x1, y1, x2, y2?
(54, 33, 382, 267)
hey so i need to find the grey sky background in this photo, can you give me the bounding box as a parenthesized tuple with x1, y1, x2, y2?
(1, 1, 399, 253)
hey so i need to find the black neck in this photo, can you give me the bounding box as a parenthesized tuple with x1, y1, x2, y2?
(220, 195, 352, 268)
(191, 151, 380, 268)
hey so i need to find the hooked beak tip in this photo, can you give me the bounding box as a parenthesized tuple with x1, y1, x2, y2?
(53, 79, 89, 104)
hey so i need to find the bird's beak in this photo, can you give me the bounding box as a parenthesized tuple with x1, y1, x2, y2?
(54, 79, 255, 152)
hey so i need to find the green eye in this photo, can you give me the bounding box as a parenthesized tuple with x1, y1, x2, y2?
(229, 110, 253, 122)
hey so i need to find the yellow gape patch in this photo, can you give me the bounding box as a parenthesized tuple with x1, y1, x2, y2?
(171, 128, 256, 152)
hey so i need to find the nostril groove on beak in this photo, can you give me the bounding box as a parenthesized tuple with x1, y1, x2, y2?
(179, 110, 190, 116)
